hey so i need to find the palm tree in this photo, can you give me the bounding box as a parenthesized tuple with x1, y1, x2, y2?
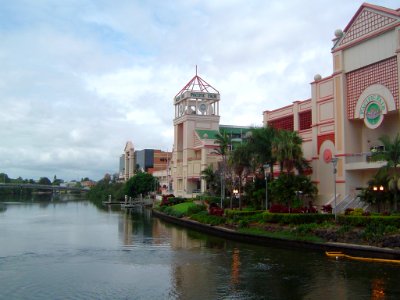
(214, 132, 231, 207)
(201, 165, 217, 195)
(370, 133, 400, 211)
(272, 130, 304, 174)
(246, 126, 276, 177)
(229, 143, 251, 209)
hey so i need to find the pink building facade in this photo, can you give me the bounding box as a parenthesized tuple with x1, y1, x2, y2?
(263, 3, 400, 208)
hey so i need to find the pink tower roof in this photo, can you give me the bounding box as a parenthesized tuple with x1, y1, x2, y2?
(175, 67, 219, 98)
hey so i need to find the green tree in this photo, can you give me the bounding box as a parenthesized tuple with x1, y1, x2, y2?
(38, 177, 51, 185)
(370, 133, 400, 211)
(214, 131, 231, 206)
(272, 130, 304, 173)
(201, 165, 218, 195)
(87, 179, 125, 206)
(229, 143, 251, 209)
(246, 126, 276, 177)
(124, 172, 156, 198)
(359, 172, 391, 213)
(0, 173, 10, 184)
(269, 173, 317, 209)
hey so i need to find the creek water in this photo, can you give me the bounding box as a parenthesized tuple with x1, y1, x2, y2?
(0, 195, 399, 299)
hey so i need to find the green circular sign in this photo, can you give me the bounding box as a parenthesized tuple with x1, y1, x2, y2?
(366, 102, 381, 125)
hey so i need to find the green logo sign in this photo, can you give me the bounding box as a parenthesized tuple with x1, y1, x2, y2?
(366, 102, 381, 125)
(359, 94, 385, 129)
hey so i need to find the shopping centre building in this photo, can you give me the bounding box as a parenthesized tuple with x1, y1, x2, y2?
(263, 3, 400, 206)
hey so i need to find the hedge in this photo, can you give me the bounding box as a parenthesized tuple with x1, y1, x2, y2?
(225, 210, 265, 219)
(262, 213, 335, 224)
(337, 215, 400, 227)
(190, 211, 226, 225)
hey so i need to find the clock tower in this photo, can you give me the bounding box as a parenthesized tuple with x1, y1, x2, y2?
(172, 70, 220, 197)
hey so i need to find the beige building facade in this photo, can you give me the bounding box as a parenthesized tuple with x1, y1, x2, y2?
(171, 73, 222, 198)
(263, 3, 400, 208)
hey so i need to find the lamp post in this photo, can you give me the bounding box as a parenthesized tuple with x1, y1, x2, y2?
(373, 185, 384, 212)
(232, 188, 238, 209)
(331, 157, 338, 221)
(263, 164, 270, 211)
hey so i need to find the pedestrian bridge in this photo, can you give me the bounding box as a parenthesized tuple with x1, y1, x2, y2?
(0, 183, 89, 192)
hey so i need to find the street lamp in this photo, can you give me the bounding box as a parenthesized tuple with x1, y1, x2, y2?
(331, 157, 338, 221)
(232, 188, 238, 209)
(263, 164, 270, 211)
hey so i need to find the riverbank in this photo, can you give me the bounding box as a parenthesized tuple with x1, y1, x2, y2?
(152, 209, 400, 260)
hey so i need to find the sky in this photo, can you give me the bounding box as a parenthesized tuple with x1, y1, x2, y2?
(0, 0, 398, 181)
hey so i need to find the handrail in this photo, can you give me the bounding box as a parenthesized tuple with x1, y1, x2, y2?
(326, 251, 400, 264)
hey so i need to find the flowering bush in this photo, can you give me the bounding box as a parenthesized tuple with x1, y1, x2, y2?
(208, 203, 224, 216)
(269, 204, 289, 213)
(322, 204, 332, 213)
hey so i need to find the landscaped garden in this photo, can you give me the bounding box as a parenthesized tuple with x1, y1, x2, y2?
(154, 130, 400, 249)
(155, 194, 400, 249)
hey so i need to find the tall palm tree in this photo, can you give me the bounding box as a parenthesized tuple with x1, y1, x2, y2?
(229, 143, 251, 209)
(214, 132, 231, 207)
(272, 130, 304, 174)
(246, 126, 276, 177)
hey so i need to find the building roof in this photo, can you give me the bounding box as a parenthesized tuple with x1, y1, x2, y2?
(333, 2, 400, 52)
(195, 129, 220, 140)
(220, 125, 251, 135)
(175, 68, 219, 98)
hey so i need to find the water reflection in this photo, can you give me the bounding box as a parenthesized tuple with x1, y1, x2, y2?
(371, 278, 386, 300)
(2, 200, 398, 300)
(231, 248, 241, 288)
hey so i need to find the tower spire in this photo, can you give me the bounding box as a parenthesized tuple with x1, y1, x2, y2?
(195, 65, 198, 76)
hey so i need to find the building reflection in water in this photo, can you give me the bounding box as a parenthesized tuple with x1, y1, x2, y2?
(371, 278, 385, 300)
(231, 248, 240, 287)
(119, 211, 133, 246)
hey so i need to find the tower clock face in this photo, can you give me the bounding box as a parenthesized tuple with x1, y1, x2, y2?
(199, 102, 207, 113)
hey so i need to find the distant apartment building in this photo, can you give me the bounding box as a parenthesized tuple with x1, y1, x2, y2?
(123, 141, 135, 181)
(119, 142, 171, 181)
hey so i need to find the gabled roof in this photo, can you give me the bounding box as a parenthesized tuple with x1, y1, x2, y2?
(333, 3, 399, 51)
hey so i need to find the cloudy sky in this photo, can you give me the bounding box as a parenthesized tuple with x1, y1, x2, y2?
(0, 0, 397, 181)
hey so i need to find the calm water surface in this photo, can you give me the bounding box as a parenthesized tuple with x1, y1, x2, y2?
(0, 196, 399, 299)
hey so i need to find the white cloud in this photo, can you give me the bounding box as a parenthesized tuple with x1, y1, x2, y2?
(0, 0, 398, 180)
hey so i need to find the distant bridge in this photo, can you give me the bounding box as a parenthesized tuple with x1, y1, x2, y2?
(0, 183, 89, 192)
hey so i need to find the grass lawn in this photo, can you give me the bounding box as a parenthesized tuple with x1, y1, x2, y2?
(170, 201, 196, 214)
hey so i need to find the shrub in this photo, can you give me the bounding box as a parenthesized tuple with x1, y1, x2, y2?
(322, 204, 332, 213)
(160, 194, 175, 206)
(187, 204, 206, 215)
(160, 196, 187, 207)
(294, 223, 318, 235)
(269, 204, 289, 213)
(225, 210, 264, 219)
(350, 208, 364, 216)
(238, 219, 250, 228)
(262, 212, 334, 224)
(208, 203, 224, 216)
(190, 211, 226, 225)
(337, 215, 400, 227)
(163, 206, 184, 218)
